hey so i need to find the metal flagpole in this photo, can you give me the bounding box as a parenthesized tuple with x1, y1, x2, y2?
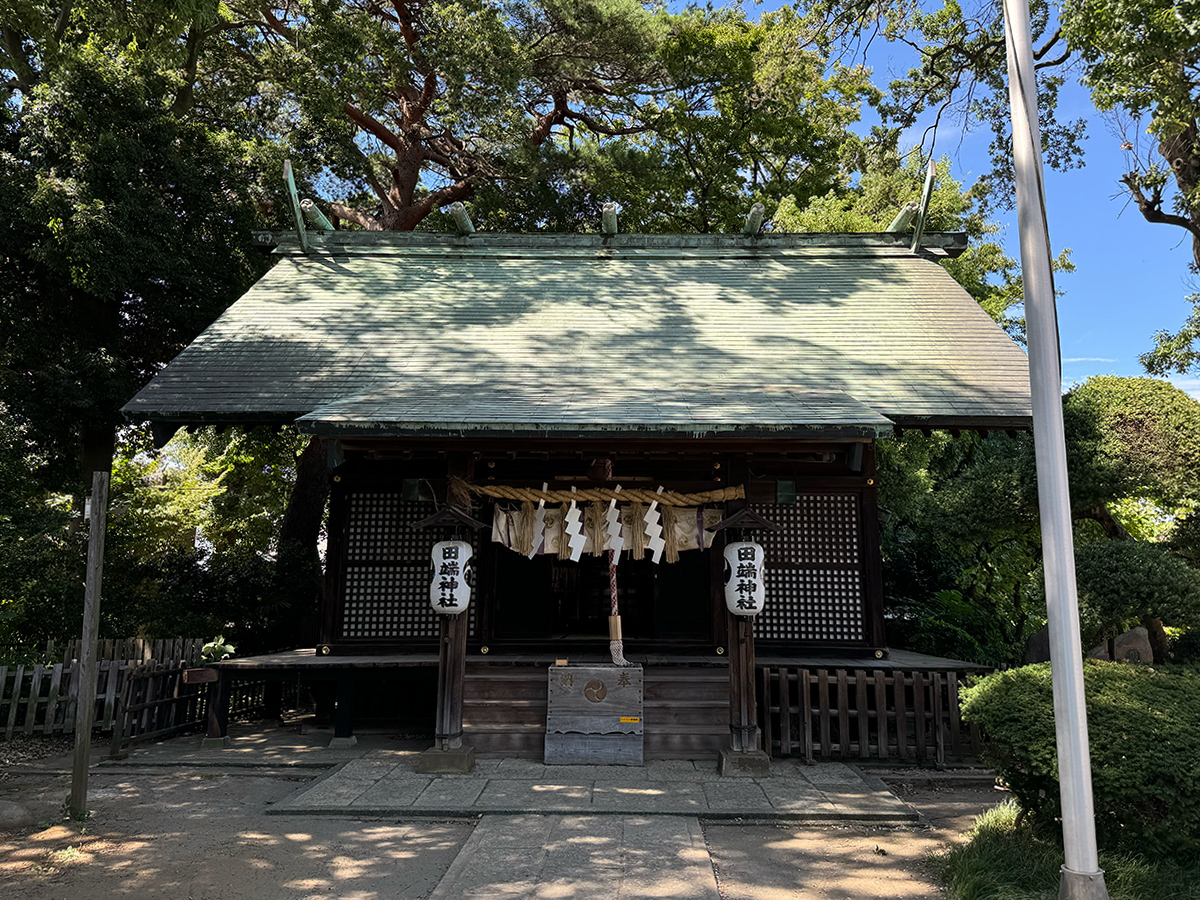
(1001, 1, 1109, 897)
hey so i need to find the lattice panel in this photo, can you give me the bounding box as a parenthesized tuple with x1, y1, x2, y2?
(757, 569, 864, 641)
(752, 496, 866, 642)
(753, 495, 860, 565)
(344, 493, 434, 562)
(338, 494, 477, 639)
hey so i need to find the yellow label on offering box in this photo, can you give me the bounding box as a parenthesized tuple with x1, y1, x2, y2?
(620, 717, 640, 723)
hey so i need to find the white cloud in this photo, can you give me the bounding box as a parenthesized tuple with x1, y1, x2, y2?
(1168, 376, 1200, 399)
(1062, 357, 1117, 363)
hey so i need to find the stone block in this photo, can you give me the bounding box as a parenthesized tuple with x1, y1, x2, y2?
(417, 745, 476, 774)
(717, 749, 771, 778)
(1087, 626, 1153, 663)
(0, 800, 34, 830)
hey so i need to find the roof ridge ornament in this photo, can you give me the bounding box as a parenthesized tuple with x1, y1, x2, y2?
(885, 201, 919, 233)
(602, 202, 618, 236)
(910, 160, 938, 253)
(300, 199, 335, 232)
(742, 202, 765, 236)
(449, 202, 475, 235)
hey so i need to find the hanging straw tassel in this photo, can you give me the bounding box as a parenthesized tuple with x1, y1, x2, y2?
(586, 502, 606, 556)
(608, 549, 631, 667)
(448, 476, 473, 511)
(557, 505, 572, 560)
(627, 502, 647, 560)
(515, 500, 535, 555)
(662, 506, 680, 564)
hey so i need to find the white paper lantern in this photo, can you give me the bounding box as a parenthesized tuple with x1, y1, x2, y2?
(430, 540, 473, 614)
(723, 542, 765, 616)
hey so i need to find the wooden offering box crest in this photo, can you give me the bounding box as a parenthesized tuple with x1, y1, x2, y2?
(545, 665, 644, 765)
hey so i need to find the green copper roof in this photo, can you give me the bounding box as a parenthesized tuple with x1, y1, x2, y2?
(122, 231, 1031, 439)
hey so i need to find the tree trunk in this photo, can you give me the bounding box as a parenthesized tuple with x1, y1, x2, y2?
(272, 436, 329, 651)
(1141, 615, 1171, 664)
(1079, 502, 1132, 541)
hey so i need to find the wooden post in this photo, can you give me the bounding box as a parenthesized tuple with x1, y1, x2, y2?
(434, 614, 468, 751)
(719, 613, 769, 775)
(203, 671, 231, 748)
(728, 615, 757, 751)
(331, 672, 356, 745)
(69, 470, 109, 819)
(418, 452, 475, 773)
(419, 612, 473, 772)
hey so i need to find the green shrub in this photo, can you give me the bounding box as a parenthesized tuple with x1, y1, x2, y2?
(934, 800, 1200, 899)
(960, 661, 1200, 855)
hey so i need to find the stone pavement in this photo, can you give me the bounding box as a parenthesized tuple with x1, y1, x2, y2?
(268, 753, 917, 822)
(427, 814, 721, 900)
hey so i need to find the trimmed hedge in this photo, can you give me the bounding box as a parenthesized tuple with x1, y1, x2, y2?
(960, 661, 1200, 855)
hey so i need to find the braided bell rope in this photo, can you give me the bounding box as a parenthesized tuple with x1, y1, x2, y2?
(451, 476, 744, 507)
(608, 549, 631, 667)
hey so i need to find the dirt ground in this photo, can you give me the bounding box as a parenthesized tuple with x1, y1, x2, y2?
(703, 777, 1006, 899)
(0, 735, 1004, 899)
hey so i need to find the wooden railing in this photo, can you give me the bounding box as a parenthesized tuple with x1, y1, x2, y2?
(757, 667, 983, 766)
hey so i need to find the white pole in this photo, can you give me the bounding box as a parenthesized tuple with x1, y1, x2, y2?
(1001, 2, 1109, 897)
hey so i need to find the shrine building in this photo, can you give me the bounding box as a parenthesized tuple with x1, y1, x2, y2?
(122, 228, 1030, 772)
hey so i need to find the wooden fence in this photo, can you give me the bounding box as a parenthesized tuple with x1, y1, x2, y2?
(107, 667, 283, 757)
(758, 667, 983, 766)
(0, 660, 127, 739)
(45, 637, 206, 666)
(2, 639, 301, 747)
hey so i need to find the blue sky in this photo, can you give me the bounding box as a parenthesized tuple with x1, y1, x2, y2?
(719, 0, 1200, 397)
(866, 25, 1200, 397)
(936, 78, 1200, 397)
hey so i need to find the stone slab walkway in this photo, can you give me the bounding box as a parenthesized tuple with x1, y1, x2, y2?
(428, 814, 720, 900)
(268, 753, 917, 822)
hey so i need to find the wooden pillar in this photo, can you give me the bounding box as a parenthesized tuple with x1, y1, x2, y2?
(332, 672, 356, 743)
(203, 672, 231, 748)
(719, 456, 770, 776)
(727, 614, 759, 752)
(860, 443, 888, 652)
(418, 451, 475, 772)
(433, 614, 468, 751)
(720, 612, 770, 776)
(69, 471, 109, 819)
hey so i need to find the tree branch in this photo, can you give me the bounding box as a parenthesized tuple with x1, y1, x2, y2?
(1035, 50, 1071, 70)
(0, 26, 39, 91)
(327, 202, 383, 231)
(345, 141, 389, 203)
(52, 1, 74, 43)
(343, 102, 406, 154)
(390, 0, 419, 48)
(1033, 27, 1062, 60)
(1075, 502, 1132, 541)
(564, 107, 650, 137)
(1122, 172, 1200, 269)
(259, 7, 295, 42)
(171, 22, 205, 118)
